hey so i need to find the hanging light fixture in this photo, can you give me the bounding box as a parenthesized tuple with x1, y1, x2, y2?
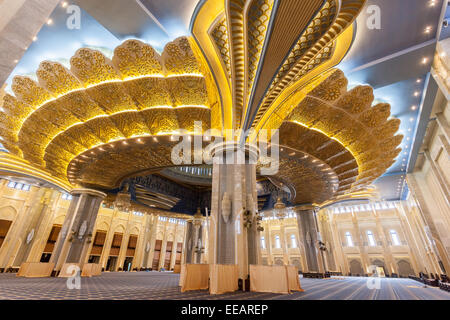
(274, 197, 287, 220)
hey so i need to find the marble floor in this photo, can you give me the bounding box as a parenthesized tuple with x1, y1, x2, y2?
(0, 272, 449, 300)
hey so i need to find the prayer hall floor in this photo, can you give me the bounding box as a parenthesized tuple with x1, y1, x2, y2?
(0, 272, 449, 300)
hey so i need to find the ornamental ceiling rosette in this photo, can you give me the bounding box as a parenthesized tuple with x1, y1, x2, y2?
(0, 0, 402, 206)
(0, 37, 217, 186)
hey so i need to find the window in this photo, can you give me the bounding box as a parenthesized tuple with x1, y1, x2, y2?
(390, 230, 400, 246)
(133, 211, 144, 217)
(261, 237, 266, 249)
(62, 193, 72, 200)
(290, 234, 297, 248)
(7, 181, 30, 191)
(274, 235, 281, 249)
(345, 231, 353, 247)
(367, 230, 376, 246)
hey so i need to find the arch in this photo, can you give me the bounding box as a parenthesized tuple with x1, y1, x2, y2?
(274, 257, 284, 266)
(261, 257, 268, 266)
(167, 233, 174, 241)
(114, 224, 126, 234)
(397, 259, 414, 277)
(130, 226, 140, 236)
(0, 206, 17, 221)
(53, 215, 66, 225)
(96, 221, 109, 232)
(290, 258, 302, 271)
(156, 231, 164, 240)
(349, 259, 363, 276)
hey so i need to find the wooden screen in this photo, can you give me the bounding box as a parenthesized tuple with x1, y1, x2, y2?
(109, 233, 123, 256)
(164, 241, 173, 269)
(43, 225, 61, 253)
(90, 231, 107, 255)
(126, 235, 138, 257)
(175, 242, 183, 265)
(152, 240, 162, 270)
(0, 219, 12, 249)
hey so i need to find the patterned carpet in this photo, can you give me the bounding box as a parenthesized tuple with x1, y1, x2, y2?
(0, 272, 449, 300)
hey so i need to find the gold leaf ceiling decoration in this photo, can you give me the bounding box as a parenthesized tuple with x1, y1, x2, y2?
(192, 0, 366, 131)
(0, 37, 217, 184)
(0, 0, 402, 206)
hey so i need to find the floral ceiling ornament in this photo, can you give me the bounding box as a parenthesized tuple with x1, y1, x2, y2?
(0, 0, 402, 208)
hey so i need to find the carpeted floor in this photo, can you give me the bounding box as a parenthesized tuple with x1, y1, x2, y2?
(0, 272, 449, 300)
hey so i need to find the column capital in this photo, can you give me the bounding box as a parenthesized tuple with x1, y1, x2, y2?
(70, 188, 107, 199)
(211, 141, 259, 163)
(293, 204, 319, 213)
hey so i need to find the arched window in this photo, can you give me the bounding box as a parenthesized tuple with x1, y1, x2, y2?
(345, 231, 354, 247)
(390, 230, 400, 246)
(290, 234, 297, 248)
(261, 237, 266, 249)
(367, 230, 376, 246)
(275, 235, 281, 249)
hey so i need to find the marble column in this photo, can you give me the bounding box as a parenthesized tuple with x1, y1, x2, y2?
(13, 188, 59, 266)
(50, 189, 106, 272)
(209, 142, 261, 285)
(184, 209, 204, 264)
(295, 205, 322, 272)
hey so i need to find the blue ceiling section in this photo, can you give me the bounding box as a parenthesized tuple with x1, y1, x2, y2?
(338, 0, 447, 200)
(2, 0, 449, 202)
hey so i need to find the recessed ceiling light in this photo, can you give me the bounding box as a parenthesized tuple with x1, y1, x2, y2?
(416, 79, 422, 83)
(47, 19, 53, 25)
(414, 91, 420, 97)
(422, 57, 428, 64)
(429, 0, 436, 7)
(408, 128, 412, 132)
(32, 36, 38, 42)
(411, 105, 417, 110)
(62, 1, 68, 7)
(409, 117, 415, 122)
(440, 51, 446, 58)
(425, 26, 432, 33)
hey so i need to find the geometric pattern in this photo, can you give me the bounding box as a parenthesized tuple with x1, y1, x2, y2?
(0, 273, 449, 300)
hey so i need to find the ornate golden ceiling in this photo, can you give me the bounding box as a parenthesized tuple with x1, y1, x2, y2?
(0, 37, 215, 185)
(0, 0, 402, 206)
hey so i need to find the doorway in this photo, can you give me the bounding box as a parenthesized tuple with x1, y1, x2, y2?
(106, 256, 117, 271)
(88, 255, 100, 264)
(123, 257, 133, 271)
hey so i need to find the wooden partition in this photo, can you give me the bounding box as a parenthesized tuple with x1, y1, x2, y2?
(179, 264, 209, 292)
(126, 235, 137, 257)
(175, 243, 182, 265)
(152, 240, 162, 270)
(209, 264, 239, 294)
(250, 265, 303, 294)
(90, 230, 106, 256)
(173, 264, 182, 273)
(58, 263, 80, 278)
(109, 233, 123, 256)
(17, 262, 54, 278)
(164, 241, 173, 269)
(81, 264, 102, 277)
(0, 219, 12, 249)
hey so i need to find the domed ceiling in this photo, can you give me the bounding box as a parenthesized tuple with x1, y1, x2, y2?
(2, 0, 442, 210)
